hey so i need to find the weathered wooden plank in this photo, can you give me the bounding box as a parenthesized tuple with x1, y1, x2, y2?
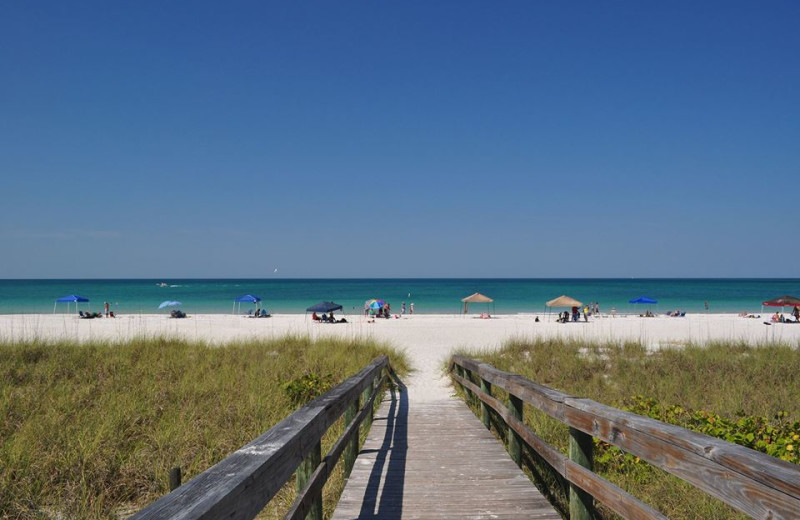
(131, 356, 388, 520)
(452, 357, 800, 520)
(453, 372, 667, 520)
(331, 391, 561, 520)
(286, 373, 388, 520)
(562, 401, 800, 519)
(565, 396, 800, 500)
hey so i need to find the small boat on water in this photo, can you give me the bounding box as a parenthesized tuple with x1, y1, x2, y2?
(156, 282, 168, 287)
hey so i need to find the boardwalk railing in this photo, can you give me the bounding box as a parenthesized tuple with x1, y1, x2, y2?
(450, 355, 800, 520)
(131, 355, 395, 520)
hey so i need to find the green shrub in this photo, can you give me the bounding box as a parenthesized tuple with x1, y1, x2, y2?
(283, 372, 334, 406)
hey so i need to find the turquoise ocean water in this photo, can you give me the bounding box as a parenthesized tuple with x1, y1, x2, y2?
(1, 279, 798, 315)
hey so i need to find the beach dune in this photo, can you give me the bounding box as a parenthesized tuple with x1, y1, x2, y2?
(2, 312, 797, 402)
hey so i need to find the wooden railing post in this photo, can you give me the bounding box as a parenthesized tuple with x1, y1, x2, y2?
(296, 441, 322, 520)
(569, 427, 595, 520)
(361, 376, 375, 433)
(508, 394, 523, 467)
(168, 467, 181, 491)
(344, 395, 360, 477)
(480, 377, 491, 429)
(463, 368, 474, 401)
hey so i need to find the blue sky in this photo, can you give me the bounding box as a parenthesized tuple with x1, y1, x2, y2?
(1, 2, 798, 278)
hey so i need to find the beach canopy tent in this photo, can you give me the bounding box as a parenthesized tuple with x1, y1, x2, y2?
(545, 295, 583, 319)
(629, 296, 658, 313)
(53, 294, 90, 314)
(461, 293, 494, 314)
(546, 295, 583, 308)
(233, 294, 262, 314)
(306, 301, 343, 313)
(158, 300, 182, 310)
(762, 295, 800, 307)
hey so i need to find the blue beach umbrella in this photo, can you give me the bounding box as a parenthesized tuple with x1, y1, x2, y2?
(629, 296, 657, 314)
(53, 294, 90, 314)
(158, 300, 182, 310)
(306, 301, 343, 313)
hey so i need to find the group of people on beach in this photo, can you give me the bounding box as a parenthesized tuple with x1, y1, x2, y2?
(771, 307, 800, 323)
(557, 303, 601, 323)
(363, 301, 415, 320)
(312, 312, 347, 323)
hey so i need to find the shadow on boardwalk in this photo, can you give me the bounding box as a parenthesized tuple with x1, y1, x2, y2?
(356, 381, 409, 519)
(332, 378, 560, 520)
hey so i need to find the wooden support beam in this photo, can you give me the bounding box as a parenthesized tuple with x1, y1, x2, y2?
(343, 396, 359, 477)
(508, 394, 523, 467)
(480, 378, 491, 429)
(569, 427, 595, 520)
(296, 441, 322, 520)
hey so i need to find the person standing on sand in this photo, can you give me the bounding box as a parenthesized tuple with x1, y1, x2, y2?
(401, 302, 406, 315)
(410, 302, 414, 314)
(104, 301, 109, 317)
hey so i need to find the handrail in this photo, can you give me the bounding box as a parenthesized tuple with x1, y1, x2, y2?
(451, 355, 800, 520)
(131, 355, 393, 520)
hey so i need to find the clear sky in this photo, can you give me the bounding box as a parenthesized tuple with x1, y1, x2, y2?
(1, 2, 798, 278)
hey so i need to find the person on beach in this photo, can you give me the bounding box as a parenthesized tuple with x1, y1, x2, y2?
(410, 302, 414, 314)
(793, 306, 800, 322)
(104, 301, 109, 317)
(401, 302, 406, 315)
(583, 305, 589, 322)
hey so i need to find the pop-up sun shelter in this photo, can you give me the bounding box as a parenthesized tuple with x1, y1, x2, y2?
(461, 293, 494, 315)
(306, 301, 343, 314)
(233, 294, 262, 314)
(629, 296, 658, 313)
(158, 300, 182, 310)
(546, 295, 583, 308)
(54, 295, 90, 314)
(545, 295, 583, 318)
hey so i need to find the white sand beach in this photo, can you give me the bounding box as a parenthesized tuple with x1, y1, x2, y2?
(2, 312, 798, 402)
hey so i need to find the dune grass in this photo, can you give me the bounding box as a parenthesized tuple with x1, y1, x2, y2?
(0, 336, 408, 519)
(451, 338, 800, 520)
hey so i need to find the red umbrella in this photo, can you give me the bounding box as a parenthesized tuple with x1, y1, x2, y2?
(762, 295, 800, 307)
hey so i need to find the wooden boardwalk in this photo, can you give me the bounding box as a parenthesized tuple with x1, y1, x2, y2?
(331, 388, 561, 520)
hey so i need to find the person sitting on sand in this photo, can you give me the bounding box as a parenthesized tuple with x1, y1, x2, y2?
(771, 312, 781, 323)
